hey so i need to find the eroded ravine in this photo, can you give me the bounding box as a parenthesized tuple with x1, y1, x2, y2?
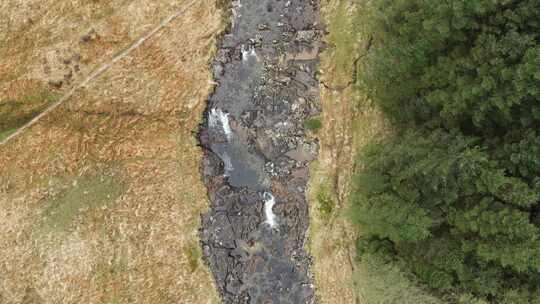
(199, 0, 322, 303)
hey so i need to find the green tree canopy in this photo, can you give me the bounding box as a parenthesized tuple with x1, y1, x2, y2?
(362, 0, 540, 133)
(352, 0, 540, 302)
(352, 130, 540, 301)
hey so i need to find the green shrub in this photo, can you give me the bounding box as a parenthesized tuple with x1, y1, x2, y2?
(304, 118, 323, 131)
(317, 187, 334, 218)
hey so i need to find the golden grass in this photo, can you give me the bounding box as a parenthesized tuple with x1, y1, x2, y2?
(0, 0, 201, 136)
(308, 0, 390, 303)
(0, 1, 223, 303)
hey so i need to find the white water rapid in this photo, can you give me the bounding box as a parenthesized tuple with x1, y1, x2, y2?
(209, 108, 233, 141)
(241, 44, 258, 62)
(263, 192, 277, 228)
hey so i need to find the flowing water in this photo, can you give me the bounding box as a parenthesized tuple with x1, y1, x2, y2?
(199, 0, 322, 303)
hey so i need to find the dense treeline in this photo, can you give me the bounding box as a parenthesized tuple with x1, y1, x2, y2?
(352, 0, 540, 303)
(362, 0, 540, 133)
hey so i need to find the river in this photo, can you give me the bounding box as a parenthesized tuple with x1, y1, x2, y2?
(199, 0, 322, 303)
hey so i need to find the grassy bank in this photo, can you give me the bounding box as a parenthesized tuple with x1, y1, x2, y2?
(309, 0, 388, 303)
(310, 1, 450, 303)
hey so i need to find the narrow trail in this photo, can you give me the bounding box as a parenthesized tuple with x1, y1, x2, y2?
(0, 0, 198, 146)
(199, 0, 323, 303)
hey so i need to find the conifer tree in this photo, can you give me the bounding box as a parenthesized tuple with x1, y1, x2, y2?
(351, 131, 540, 301)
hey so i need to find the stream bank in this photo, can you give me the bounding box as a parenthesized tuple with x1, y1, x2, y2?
(199, 0, 323, 303)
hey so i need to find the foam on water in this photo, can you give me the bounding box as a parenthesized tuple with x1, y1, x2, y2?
(209, 108, 232, 140)
(222, 153, 234, 176)
(263, 192, 277, 228)
(241, 45, 258, 62)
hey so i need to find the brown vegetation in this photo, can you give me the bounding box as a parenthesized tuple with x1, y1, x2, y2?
(309, 0, 389, 303)
(0, 0, 223, 303)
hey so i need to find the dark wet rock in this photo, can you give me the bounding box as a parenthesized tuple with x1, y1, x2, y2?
(285, 145, 316, 162)
(231, 239, 250, 261)
(258, 23, 270, 31)
(216, 48, 234, 64)
(213, 62, 225, 77)
(202, 150, 225, 182)
(199, 0, 322, 303)
(48, 80, 63, 89)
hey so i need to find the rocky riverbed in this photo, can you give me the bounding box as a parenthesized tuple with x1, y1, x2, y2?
(199, 0, 322, 303)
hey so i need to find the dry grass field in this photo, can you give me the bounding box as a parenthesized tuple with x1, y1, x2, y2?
(0, 0, 206, 139)
(0, 0, 224, 303)
(308, 1, 389, 303)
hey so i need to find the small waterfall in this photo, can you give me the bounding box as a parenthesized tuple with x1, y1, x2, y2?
(241, 44, 257, 62)
(263, 192, 277, 228)
(209, 108, 232, 140)
(222, 153, 234, 176)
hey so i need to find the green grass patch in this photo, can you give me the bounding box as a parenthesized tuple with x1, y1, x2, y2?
(0, 89, 60, 136)
(185, 242, 202, 273)
(20, 90, 60, 104)
(0, 128, 17, 142)
(326, 1, 364, 81)
(355, 253, 443, 304)
(317, 187, 334, 218)
(304, 117, 323, 131)
(41, 173, 124, 233)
